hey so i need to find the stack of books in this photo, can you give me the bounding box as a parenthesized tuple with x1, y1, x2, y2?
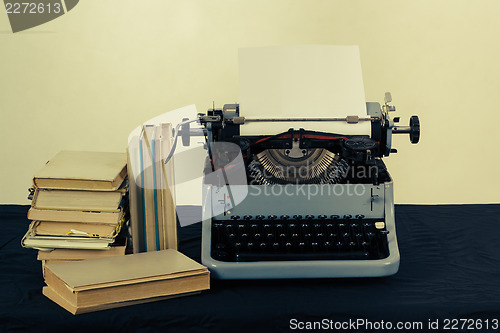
(42, 249, 210, 314)
(22, 151, 129, 265)
(23, 150, 211, 314)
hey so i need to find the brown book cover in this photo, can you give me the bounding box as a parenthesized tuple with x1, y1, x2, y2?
(38, 245, 126, 260)
(32, 188, 123, 212)
(43, 249, 209, 314)
(33, 151, 127, 191)
(28, 207, 124, 224)
(32, 221, 118, 238)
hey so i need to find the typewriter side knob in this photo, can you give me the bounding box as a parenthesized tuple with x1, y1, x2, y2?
(409, 115, 420, 144)
(392, 115, 420, 144)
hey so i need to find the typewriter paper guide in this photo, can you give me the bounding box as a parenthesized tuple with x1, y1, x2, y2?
(239, 45, 371, 136)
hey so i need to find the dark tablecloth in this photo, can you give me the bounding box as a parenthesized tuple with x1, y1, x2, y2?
(1, 204, 499, 333)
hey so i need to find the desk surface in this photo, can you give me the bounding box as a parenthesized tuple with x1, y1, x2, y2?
(1, 204, 499, 333)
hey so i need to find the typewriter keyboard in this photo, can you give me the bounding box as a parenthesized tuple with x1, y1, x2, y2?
(211, 215, 390, 262)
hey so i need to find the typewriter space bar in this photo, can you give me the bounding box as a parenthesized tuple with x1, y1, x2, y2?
(235, 251, 370, 262)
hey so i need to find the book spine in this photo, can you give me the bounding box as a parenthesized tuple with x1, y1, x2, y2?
(151, 137, 160, 250)
(139, 137, 148, 252)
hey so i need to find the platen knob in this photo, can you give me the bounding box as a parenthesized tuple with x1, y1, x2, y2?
(409, 115, 420, 144)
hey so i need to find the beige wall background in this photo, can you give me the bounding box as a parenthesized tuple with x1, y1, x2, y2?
(1, 0, 499, 204)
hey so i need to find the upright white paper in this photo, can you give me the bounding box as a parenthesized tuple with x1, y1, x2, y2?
(239, 45, 371, 135)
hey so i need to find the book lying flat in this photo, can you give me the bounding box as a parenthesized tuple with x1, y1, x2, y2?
(43, 287, 200, 315)
(37, 245, 126, 261)
(28, 207, 124, 224)
(32, 221, 118, 238)
(34, 151, 127, 191)
(32, 189, 123, 212)
(22, 230, 114, 250)
(43, 249, 210, 314)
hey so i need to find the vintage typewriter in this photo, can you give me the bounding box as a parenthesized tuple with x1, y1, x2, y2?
(194, 93, 419, 279)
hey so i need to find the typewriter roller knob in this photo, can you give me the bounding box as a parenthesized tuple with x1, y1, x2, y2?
(393, 115, 420, 144)
(409, 116, 420, 144)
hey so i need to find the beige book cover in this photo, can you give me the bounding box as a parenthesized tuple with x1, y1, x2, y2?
(34, 151, 127, 191)
(32, 188, 123, 212)
(43, 249, 209, 314)
(33, 221, 117, 238)
(22, 228, 114, 250)
(37, 245, 126, 260)
(127, 148, 144, 253)
(159, 123, 177, 250)
(142, 125, 157, 251)
(28, 207, 123, 224)
(45, 249, 206, 288)
(42, 286, 200, 315)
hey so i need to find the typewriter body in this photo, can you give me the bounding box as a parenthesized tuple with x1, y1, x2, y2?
(198, 95, 419, 279)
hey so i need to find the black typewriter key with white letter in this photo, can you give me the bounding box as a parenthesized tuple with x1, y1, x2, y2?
(293, 214, 302, 220)
(305, 214, 314, 220)
(216, 217, 391, 261)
